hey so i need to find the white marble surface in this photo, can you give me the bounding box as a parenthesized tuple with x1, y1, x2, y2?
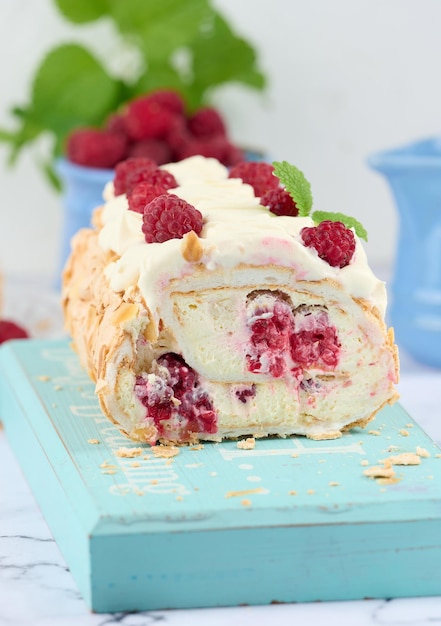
(1, 275, 441, 626)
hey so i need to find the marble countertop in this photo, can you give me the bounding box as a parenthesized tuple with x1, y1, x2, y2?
(1, 275, 441, 626)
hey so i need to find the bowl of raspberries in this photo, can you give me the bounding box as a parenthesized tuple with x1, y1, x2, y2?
(57, 89, 259, 273)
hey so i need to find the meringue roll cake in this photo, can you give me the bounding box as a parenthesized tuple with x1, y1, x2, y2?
(62, 156, 399, 445)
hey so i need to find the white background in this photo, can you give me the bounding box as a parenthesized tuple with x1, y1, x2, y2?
(1, 0, 440, 279)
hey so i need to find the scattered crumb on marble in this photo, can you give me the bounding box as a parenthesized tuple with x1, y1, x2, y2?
(131, 461, 140, 467)
(328, 481, 340, 487)
(37, 375, 51, 382)
(88, 438, 100, 445)
(368, 430, 381, 436)
(241, 499, 252, 507)
(387, 445, 400, 452)
(307, 489, 315, 495)
(406, 423, 414, 428)
(360, 459, 369, 466)
(176, 495, 183, 501)
(399, 429, 410, 437)
(237, 437, 255, 450)
(288, 490, 297, 496)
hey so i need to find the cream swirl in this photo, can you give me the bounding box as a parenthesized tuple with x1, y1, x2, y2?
(98, 156, 387, 319)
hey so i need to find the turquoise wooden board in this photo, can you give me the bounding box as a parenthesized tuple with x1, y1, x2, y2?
(1, 339, 441, 612)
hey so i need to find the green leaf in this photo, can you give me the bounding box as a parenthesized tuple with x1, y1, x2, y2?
(311, 210, 368, 241)
(109, 0, 212, 61)
(272, 161, 313, 217)
(54, 0, 110, 24)
(189, 12, 266, 109)
(30, 44, 122, 152)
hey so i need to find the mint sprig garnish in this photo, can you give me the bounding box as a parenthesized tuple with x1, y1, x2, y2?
(272, 160, 368, 241)
(311, 211, 368, 242)
(272, 161, 313, 217)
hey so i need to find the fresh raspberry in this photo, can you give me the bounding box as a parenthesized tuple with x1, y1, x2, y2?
(134, 352, 217, 438)
(105, 113, 128, 137)
(261, 188, 298, 217)
(66, 128, 128, 169)
(187, 107, 226, 138)
(142, 193, 203, 243)
(113, 157, 157, 195)
(123, 95, 178, 141)
(128, 181, 172, 213)
(223, 143, 244, 166)
(176, 135, 230, 163)
(228, 161, 279, 197)
(128, 138, 172, 165)
(147, 89, 186, 115)
(166, 116, 191, 155)
(301, 220, 356, 268)
(0, 320, 29, 344)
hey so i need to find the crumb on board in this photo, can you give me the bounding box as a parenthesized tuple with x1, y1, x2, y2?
(176, 495, 183, 501)
(377, 476, 402, 486)
(291, 452, 298, 458)
(115, 446, 143, 458)
(381, 452, 421, 466)
(101, 469, 117, 475)
(368, 430, 381, 436)
(307, 489, 315, 495)
(241, 499, 252, 507)
(399, 429, 410, 437)
(237, 437, 255, 450)
(225, 487, 265, 498)
(53, 385, 62, 391)
(328, 481, 340, 487)
(363, 465, 396, 479)
(435, 454, 441, 459)
(152, 445, 180, 458)
(288, 490, 297, 496)
(360, 459, 369, 466)
(416, 446, 431, 458)
(37, 375, 51, 382)
(406, 423, 414, 428)
(131, 461, 140, 468)
(190, 444, 204, 451)
(100, 460, 118, 469)
(87, 439, 100, 445)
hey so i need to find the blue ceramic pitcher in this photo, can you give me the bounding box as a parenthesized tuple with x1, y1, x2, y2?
(368, 138, 441, 367)
(56, 159, 114, 273)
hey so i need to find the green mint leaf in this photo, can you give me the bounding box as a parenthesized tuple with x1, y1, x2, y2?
(272, 161, 313, 217)
(54, 0, 109, 24)
(311, 210, 368, 242)
(31, 44, 121, 152)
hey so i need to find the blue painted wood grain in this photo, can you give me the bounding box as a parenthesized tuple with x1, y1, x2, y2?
(1, 339, 440, 611)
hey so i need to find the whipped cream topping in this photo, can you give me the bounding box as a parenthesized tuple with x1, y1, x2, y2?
(98, 156, 387, 319)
